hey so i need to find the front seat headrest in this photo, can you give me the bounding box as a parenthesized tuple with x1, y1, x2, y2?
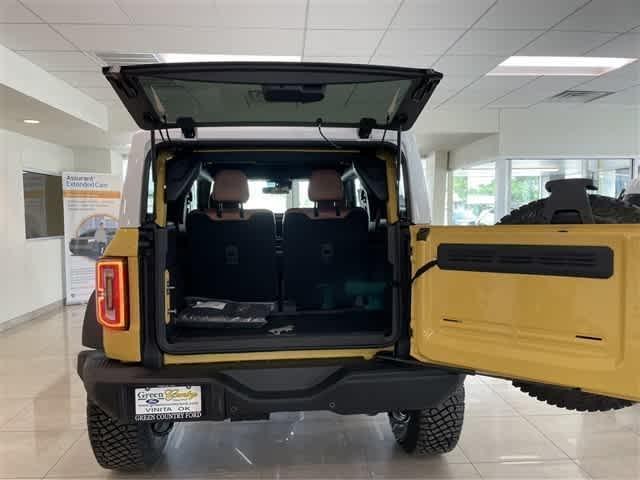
(308, 169, 343, 202)
(212, 170, 249, 204)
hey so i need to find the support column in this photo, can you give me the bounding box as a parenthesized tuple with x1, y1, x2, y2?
(423, 151, 448, 225)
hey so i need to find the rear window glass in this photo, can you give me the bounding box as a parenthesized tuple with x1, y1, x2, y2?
(139, 77, 411, 127)
(214, 179, 314, 214)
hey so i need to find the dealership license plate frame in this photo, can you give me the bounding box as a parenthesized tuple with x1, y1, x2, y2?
(134, 385, 202, 422)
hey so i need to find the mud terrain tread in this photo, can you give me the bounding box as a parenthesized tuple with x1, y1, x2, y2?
(513, 381, 633, 412)
(87, 402, 165, 470)
(498, 194, 640, 225)
(390, 384, 465, 455)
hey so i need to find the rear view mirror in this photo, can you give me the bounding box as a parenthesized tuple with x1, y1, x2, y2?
(263, 179, 292, 195)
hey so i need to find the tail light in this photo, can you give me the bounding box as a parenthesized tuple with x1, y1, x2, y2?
(96, 258, 128, 330)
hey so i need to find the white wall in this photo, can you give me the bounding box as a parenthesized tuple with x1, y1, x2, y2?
(0, 44, 107, 130)
(499, 106, 639, 158)
(0, 128, 75, 327)
(444, 106, 639, 171)
(449, 134, 500, 170)
(0, 130, 124, 328)
(71, 146, 115, 173)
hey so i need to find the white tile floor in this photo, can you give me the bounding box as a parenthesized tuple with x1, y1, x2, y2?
(1, 305, 640, 479)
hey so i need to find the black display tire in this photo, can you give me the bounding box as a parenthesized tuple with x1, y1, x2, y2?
(388, 384, 465, 455)
(87, 401, 172, 470)
(499, 194, 640, 225)
(513, 381, 633, 412)
(499, 193, 639, 412)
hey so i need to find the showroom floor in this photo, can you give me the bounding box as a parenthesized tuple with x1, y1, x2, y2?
(1, 307, 640, 479)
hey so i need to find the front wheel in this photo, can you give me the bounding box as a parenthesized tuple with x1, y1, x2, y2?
(388, 384, 465, 455)
(87, 401, 172, 470)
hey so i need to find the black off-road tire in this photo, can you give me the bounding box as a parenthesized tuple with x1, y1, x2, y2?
(499, 194, 640, 225)
(513, 381, 633, 412)
(87, 401, 172, 470)
(388, 384, 465, 455)
(499, 194, 639, 412)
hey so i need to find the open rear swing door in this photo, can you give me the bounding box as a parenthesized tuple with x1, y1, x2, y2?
(409, 223, 640, 405)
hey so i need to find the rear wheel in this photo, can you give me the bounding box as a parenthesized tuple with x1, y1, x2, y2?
(388, 384, 465, 455)
(499, 193, 639, 412)
(87, 401, 172, 470)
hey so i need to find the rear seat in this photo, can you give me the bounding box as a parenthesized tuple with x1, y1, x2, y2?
(186, 169, 278, 301)
(282, 169, 369, 310)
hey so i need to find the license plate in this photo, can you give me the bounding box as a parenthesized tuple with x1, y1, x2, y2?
(134, 385, 202, 421)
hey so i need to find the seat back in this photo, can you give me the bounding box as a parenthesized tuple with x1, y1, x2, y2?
(186, 170, 277, 301)
(283, 169, 368, 309)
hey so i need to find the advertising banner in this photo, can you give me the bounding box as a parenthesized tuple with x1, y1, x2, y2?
(62, 173, 122, 305)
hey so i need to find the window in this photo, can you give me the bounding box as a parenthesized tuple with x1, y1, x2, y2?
(244, 180, 290, 213)
(510, 158, 633, 210)
(146, 168, 155, 216)
(445, 158, 634, 226)
(23, 171, 64, 239)
(294, 180, 315, 209)
(449, 162, 496, 225)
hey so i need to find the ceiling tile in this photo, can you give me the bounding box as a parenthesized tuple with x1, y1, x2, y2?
(475, 0, 589, 30)
(52, 71, 109, 87)
(212, 28, 304, 55)
(448, 29, 542, 56)
(554, 0, 640, 33)
(308, 0, 400, 29)
(21, 0, 131, 24)
(587, 33, 640, 58)
(433, 55, 506, 77)
(214, 0, 306, 28)
(17, 51, 101, 70)
(376, 29, 463, 56)
(518, 30, 616, 56)
(392, 0, 494, 29)
(81, 86, 119, 101)
(427, 88, 458, 108)
(488, 76, 587, 107)
(580, 61, 640, 91)
(305, 29, 383, 57)
(442, 76, 534, 106)
(592, 85, 640, 104)
(302, 56, 370, 64)
(55, 24, 303, 55)
(0, 1, 42, 22)
(118, 0, 217, 26)
(370, 54, 439, 68)
(0, 24, 74, 50)
(438, 75, 478, 91)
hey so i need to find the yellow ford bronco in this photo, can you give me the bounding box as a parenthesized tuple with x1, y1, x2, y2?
(78, 62, 640, 470)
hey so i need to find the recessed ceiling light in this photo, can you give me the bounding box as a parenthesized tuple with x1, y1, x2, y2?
(160, 53, 301, 63)
(487, 56, 637, 76)
(23, 119, 40, 124)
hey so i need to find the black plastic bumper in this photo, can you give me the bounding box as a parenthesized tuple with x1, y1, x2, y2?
(77, 350, 465, 423)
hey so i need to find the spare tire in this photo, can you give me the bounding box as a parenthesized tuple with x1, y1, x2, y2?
(499, 194, 640, 225)
(498, 193, 639, 411)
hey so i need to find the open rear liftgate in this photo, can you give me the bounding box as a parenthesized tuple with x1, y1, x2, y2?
(410, 179, 640, 406)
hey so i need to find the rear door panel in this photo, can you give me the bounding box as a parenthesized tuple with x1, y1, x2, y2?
(410, 224, 640, 401)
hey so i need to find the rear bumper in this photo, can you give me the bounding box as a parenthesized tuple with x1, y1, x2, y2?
(77, 350, 465, 423)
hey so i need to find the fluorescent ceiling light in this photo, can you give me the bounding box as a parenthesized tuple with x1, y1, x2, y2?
(487, 56, 637, 76)
(160, 53, 301, 63)
(23, 119, 40, 124)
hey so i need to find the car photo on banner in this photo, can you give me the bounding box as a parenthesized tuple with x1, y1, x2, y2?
(68, 214, 118, 260)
